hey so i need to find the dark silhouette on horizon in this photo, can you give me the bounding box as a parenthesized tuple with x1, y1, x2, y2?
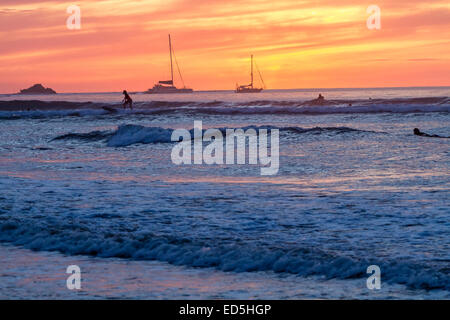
(122, 90, 133, 109)
(304, 93, 333, 106)
(19, 84, 56, 95)
(144, 34, 193, 94)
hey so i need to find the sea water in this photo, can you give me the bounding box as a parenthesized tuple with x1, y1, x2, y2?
(0, 87, 449, 299)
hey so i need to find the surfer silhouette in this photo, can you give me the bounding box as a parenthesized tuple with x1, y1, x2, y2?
(414, 128, 448, 138)
(306, 93, 326, 106)
(122, 90, 133, 110)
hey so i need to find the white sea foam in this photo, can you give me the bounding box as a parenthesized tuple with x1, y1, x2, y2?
(0, 218, 448, 290)
(106, 125, 174, 147)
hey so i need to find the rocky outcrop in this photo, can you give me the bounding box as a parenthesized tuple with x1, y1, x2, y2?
(19, 84, 56, 94)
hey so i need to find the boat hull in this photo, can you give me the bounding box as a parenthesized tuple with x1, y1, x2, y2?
(144, 86, 194, 94)
(235, 88, 263, 93)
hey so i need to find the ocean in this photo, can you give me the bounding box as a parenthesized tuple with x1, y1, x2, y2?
(0, 87, 449, 299)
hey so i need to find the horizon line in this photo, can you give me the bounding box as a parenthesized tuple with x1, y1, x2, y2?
(1, 85, 450, 95)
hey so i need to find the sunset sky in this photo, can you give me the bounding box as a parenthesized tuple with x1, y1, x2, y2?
(1, 0, 449, 93)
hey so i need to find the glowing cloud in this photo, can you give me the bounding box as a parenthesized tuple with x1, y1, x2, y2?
(0, 0, 449, 92)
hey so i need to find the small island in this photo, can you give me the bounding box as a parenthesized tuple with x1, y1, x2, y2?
(19, 84, 57, 94)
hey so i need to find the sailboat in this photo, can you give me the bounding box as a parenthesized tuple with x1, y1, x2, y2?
(145, 35, 193, 94)
(235, 55, 265, 93)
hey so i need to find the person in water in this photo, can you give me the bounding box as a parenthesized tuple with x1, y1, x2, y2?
(122, 90, 133, 110)
(307, 93, 328, 106)
(414, 128, 448, 138)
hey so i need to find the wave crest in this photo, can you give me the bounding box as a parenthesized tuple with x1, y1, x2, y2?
(1, 97, 449, 119)
(0, 219, 447, 290)
(52, 124, 378, 147)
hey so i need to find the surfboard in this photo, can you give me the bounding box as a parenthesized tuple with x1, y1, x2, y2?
(102, 106, 119, 113)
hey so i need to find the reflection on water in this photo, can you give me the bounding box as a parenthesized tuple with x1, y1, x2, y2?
(1, 245, 447, 299)
(0, 92, 449, 298)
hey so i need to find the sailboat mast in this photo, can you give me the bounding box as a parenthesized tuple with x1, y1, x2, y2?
(251, 55, 254, 88)
(169, 34, 174, 84)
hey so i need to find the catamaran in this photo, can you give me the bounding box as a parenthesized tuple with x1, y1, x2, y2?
(235, 55, 265, 93)
(145, 35, 193, 94)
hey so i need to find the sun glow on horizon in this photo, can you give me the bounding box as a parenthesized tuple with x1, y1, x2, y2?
(0, 0, 449, 93)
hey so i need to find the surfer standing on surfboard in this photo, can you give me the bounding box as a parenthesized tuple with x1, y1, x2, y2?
(122, 90, 133, 110)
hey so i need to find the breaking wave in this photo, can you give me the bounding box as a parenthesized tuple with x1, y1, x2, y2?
(1, 97, 449, 119)
(52, 124, 379, 147)
(0, 218, 447, 290)
(52, 130, 114, 142)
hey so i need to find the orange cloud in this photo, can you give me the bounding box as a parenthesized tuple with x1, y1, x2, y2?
(0, 0, 449, 92)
